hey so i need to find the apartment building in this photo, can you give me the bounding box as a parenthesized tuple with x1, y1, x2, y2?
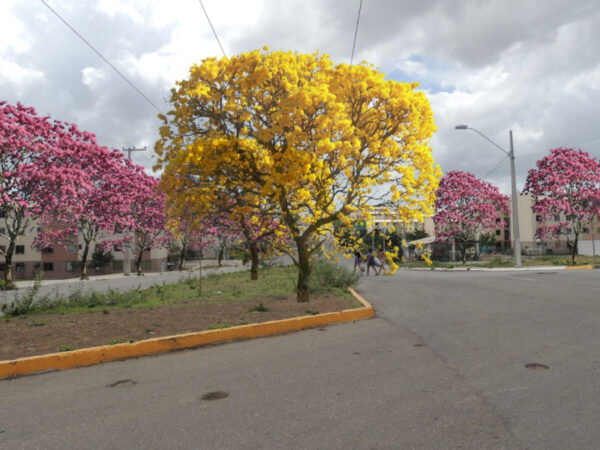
(0, 221, 167, 281)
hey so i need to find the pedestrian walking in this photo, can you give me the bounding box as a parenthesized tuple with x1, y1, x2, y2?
(378, 248, 386, 273)
(353, 251, 363, 275)
(366, 249, 380, 276)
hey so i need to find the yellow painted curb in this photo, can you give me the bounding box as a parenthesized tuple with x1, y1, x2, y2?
(565, 265, 594, 270)
(0, 288, 373, 379)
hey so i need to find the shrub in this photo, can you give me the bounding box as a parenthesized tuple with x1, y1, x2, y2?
(309, 260, 358, 294)
(0, 274, 42, 316)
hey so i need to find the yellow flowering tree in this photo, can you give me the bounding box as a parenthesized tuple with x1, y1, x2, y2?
(156, 49, 440, 302)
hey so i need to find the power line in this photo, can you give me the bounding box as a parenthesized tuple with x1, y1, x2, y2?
(39, 0, 163, 114)
(517, 143, 600, 160)
(482, 155, 509, 179)
(350, 0, 363, 65)
(198, 0, 226, 58)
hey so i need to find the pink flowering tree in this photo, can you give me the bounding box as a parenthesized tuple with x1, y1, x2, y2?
(205, 213, 242, 268)
(122, 171, 170, 276)
(0, 102, 94, 288)
(36, 140, 136, 279)
(434, 171, 510, 264)
(523, 148, 600, 265)
(235, 211, 290, 280)
(168, 216, 215, 270)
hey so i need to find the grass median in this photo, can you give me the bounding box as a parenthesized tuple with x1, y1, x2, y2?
(406, 254, 599, 269)
(0, 262, 361, 361)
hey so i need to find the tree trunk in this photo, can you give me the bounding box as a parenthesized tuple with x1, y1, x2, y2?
(2, 240, 16, 290)
(460, 241, 468, 264)
(218, 245, 224, 267)
(571, 234, 578, 266)
(249, 241, 259, 280)
(136, 251, 145, 276)
(296, 242, 311, 303)
(178, 242, 187, 271)
(80, 243, 90, 280)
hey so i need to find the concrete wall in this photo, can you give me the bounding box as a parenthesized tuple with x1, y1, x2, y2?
(578, 240, 600, 257)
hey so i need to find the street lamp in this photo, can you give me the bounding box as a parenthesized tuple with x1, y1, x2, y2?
(455, 125, 522, 267)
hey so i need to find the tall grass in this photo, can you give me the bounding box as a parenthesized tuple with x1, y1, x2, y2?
(309, 260, 359, 294)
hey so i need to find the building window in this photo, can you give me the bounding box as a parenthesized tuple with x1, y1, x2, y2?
(66, 262, 75, 272)
(597, 227, 600, 235)
(15, 262, 25, 272)
(583, 228, 590, 234)
(536, 215, 542, 222)
(0, 245, 5, 253)
(0, 263, 5, 271)
(42, 262, 54, 271)
(67, 244, 76, 253)
(42, 247, 53, 254)
(113, 260, 123, 271)
(0, 227, 5, 234)
(37, 226, 42, 232)
(142, 260, 151, 271)
(496, 230, 501, 236)
(16, 245, 25, 254)
(554, 215, 560, 221)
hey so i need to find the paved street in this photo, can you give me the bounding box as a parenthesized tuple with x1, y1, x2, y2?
(1, 269, 600, 449)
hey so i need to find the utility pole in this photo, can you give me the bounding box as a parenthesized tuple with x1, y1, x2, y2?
(123, 146, 146, 160)
(508, 131, 522, 267)
(122, 146, 146, 276)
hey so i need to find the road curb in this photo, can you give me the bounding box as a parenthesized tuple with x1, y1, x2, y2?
(0, 288, 373, 379)
(565, 264, 594, 270)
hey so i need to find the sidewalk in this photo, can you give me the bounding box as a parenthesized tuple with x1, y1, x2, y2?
(8, 259, 247, 289)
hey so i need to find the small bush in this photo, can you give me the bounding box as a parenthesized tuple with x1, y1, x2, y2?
(57, 344, 75, 352)
(309, 260, 358, 294)
(0, 276, 42, 316)
(250, 302, 269, 312)
(484, 257, 512, 268)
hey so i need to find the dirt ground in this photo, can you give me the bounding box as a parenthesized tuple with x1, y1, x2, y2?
(0, 293, 358, 361)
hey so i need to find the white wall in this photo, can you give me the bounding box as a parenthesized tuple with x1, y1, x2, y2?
(578, 240, 600, 256)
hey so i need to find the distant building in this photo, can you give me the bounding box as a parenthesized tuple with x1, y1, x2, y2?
(0, 220, 167, 281)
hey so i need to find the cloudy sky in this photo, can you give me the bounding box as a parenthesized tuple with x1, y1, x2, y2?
(2, 0, 599, 194)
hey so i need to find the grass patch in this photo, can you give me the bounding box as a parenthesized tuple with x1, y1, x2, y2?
(249, 302, 269, 312)
(57, 344, 75, 352)
(2, 264, 357, 318)
(309, 260, 359, 295)
(406, 254, 598, 268)
(207, 323, 234, 330)
(107, 337, 135, 345)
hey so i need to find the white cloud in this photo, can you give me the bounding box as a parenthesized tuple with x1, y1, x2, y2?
(81, 66, 106, 89)
(0, 0, 599, 195)
(0, 58, 44, 88)
(96, 0, 145, 24)
(0, 2, 32, 54)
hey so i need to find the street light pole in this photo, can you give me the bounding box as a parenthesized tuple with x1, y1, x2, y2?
(508, 131, 522, 267)
(455, 125, 522, 267)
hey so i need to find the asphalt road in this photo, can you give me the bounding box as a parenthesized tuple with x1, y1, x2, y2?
(1, 269, 600, 449)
